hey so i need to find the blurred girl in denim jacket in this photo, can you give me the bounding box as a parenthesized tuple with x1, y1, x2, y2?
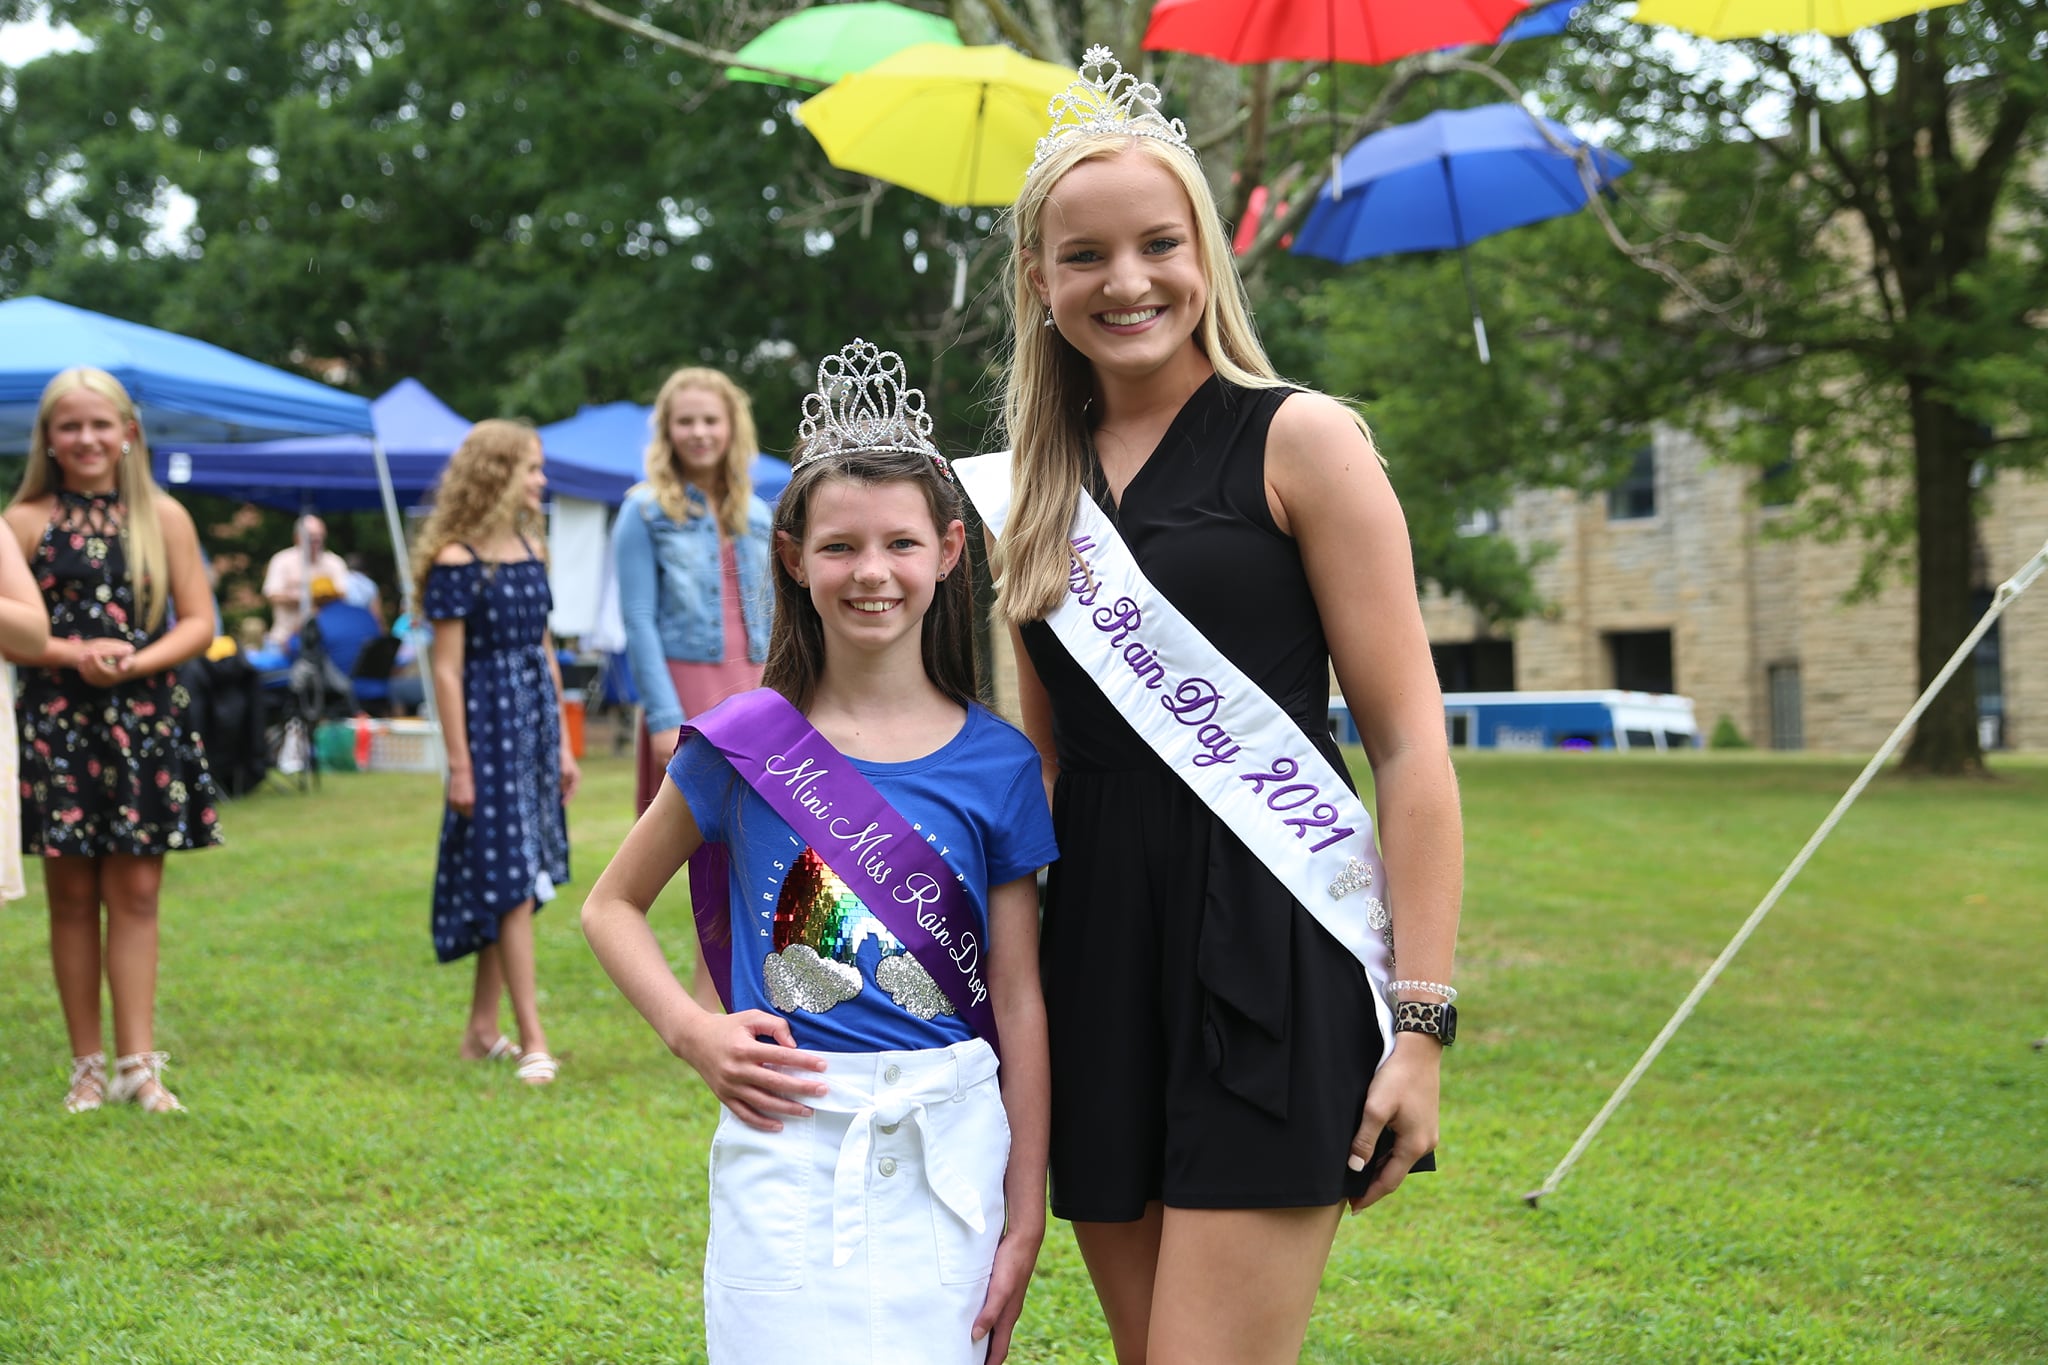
(613, 367, 773, 821)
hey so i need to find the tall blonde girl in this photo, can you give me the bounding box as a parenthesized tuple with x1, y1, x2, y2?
(989, 52, 1464, 1364)
(416, 419, 580, 1084)
(5, 368, 222, 1114)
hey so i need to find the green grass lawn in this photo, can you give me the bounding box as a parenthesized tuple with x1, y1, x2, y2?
(3, 747, 2044, 1364)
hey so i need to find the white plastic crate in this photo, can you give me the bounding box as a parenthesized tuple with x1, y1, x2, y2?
(367, 719, 441, 773)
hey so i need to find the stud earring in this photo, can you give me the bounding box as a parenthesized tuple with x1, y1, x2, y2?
(1042, 307, 1055, 329)
(937, 571, 947, 581)
(121, 442, 132, 456)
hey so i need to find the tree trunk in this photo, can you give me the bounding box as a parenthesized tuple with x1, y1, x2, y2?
(1900, 379, 1985, 775)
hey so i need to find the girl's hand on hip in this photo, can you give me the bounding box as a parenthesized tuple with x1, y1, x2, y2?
(678, 1009, 828, 1131)
(445, 768, 475, 817)
(973, 1221, 1044, 1364)
(1348, 1035, 1442, 1213)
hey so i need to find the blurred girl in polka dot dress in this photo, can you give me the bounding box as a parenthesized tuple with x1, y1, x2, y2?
(414, 420, 580, 1085)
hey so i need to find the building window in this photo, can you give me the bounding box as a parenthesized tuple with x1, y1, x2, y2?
(1608, 444, 1656, 521)
(1431, 640, 1516, 693)
(1768, 662, 1803, 750)
(1606, 629, 1674, 694)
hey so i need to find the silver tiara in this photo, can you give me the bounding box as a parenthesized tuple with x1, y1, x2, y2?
(794, 339, 948, 475)
(1033, 45, 1191, 171)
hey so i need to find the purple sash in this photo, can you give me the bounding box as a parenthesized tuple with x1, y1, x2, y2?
(679, 688, 1001, 1052)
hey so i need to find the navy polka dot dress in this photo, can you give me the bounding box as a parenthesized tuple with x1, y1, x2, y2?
(424, 548, 569, 963)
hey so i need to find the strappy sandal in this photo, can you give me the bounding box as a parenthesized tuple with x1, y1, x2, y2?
(65, 1051, 107, 1113)
(515, 1051, 559, 1086)
(108, 1051, 186, 1113)
(482, 1035, 522, 1062)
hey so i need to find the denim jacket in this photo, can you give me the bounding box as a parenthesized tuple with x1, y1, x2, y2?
(613, 484, 773, 732)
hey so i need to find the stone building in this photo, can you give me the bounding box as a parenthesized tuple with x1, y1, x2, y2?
(1420, 428, 2048, 753)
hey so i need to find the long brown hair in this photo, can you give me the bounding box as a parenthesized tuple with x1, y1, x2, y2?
(411, 420, 546, 586)
(762, 448, 977, 711)
(642, 367, 757, 537)
(14, 368, 175, 632)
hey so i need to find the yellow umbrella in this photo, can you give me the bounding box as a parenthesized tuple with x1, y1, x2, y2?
(1631, 0, 1964, 38)
(796, 43, 1074, 208)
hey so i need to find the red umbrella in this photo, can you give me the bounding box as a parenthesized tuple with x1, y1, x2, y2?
(1144, 0, 1530, 66)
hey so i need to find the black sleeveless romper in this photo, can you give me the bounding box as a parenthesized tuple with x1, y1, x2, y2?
(1021, 376, 1400, 1221)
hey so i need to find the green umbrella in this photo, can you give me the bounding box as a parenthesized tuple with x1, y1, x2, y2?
(726, 2, 962, 92)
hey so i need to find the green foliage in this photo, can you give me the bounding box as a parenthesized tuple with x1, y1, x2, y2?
(1709, 713, 1752, 749)
(3, 750, 2046, 1361)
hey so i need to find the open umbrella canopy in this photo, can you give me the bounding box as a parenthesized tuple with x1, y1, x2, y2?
(1291, 103, 1630, 262)
(0, 296, 372, 453)
(1499, 0, 1588, 42)
(1631, 0, 1964, 37)
(727, 1, 961, 91)
(535, 402, 792, 507)
(796, 43, 1072, 207)
(1143, 0, 1530, 66)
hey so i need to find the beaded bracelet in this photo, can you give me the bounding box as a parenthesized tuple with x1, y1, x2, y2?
(1387, 979, 1457, 1004)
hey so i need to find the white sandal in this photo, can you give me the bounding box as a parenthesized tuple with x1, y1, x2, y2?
(108, 1051, 186, 1113)
(65, 1051, 107, 1113)
(515, 1050, 559, 1085)
(482, 1035, 522, 1062)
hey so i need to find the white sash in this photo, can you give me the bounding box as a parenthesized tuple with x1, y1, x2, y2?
(958, 452, 1395, 1068)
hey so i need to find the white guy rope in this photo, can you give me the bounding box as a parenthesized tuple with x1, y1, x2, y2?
(1524, 531, 2048, 1208)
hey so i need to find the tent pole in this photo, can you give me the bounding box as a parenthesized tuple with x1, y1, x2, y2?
(371, 434, 444, 777)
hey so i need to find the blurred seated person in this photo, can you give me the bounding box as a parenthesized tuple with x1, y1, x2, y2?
(238, 617, 289, 674)
(387, 610, 426, 715)
(342, 551, 386, 629)
(263, 514, 350, 646)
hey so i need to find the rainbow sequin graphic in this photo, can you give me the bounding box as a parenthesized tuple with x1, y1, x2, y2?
(774, 847, 867, 960)
(764, 847, 955, 1019)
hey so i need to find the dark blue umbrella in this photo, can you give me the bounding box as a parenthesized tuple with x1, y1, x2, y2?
(1499, 0, 1587, 42)
(1291, 103, 1629, 362)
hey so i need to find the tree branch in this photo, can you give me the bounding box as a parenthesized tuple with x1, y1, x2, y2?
(551, 0, 817, 86)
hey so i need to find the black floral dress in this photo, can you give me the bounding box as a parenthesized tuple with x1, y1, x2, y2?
(17, 489, 222, 857)
(426, 549, 569, 963)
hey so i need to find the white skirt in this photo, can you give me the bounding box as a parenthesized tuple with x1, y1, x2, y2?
(703, 1038, 1009, 1365)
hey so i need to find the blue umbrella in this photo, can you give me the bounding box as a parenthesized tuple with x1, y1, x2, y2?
(0, 295, 372, 451)
(1291, 103, 1629, 362)
(1499, 0, 1587, 42)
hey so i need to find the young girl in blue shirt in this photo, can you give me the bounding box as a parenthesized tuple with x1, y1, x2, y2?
(583, 340, 1055, 1365)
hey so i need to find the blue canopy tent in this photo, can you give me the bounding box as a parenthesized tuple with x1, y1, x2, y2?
(536, 401, 793, 505)
(155, 378, 473, 511)
(159, 379, 634, 509)
(0, 296, 372, 451)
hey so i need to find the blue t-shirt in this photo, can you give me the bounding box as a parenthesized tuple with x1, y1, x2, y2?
(669, 698, 1057, 1054)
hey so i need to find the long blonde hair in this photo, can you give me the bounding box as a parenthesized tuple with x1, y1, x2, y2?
(13, 368, 174, 632)
(411, 420, 547, 587)
(995, 134, 1300, 626)
(642, 367, 756, 537)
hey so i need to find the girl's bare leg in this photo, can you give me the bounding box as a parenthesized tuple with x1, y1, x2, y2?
(100, 854, 167, 1058)
(495, 901, 549, 1064)
(45, 856, 106, 1058)
(1146, 1205, 1342, 1365)
(462, 944, 509, 1055)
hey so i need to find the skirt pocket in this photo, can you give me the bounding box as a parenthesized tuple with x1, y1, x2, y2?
(706, 1109, 814, 1291)
(931, 1078, 1010, 1287)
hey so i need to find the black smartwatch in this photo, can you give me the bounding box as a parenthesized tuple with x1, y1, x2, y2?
(1393, 999, 1457, 1046)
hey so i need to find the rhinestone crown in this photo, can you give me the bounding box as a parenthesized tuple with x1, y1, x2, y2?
(1033, 45, 1192, 172)
(794, 338, 947, 474)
